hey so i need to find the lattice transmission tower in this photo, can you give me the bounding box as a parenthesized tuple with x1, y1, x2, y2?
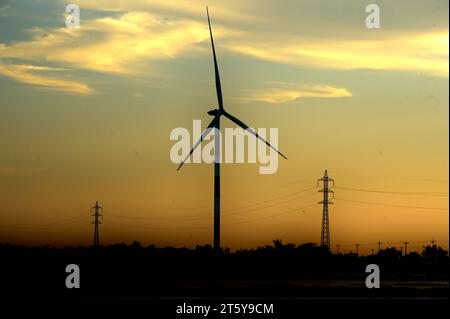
(318, 170, 334, 249)
(91, 201, 103, 247)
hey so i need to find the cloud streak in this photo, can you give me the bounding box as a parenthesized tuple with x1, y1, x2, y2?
(227, 31, 449, 77)
(70, 0, 255, 21)
(0, 11, 212, 74)
(0, 62, 92, 94)
(0, 1, 447, 95)
(0, 10, 217, 93)
(238, 84, 352, 104)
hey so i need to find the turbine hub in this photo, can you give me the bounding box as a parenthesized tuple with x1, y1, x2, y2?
(207, 108, 220, 116)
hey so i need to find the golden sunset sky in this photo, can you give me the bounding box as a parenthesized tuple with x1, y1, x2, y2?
(0, 0, 448, 253)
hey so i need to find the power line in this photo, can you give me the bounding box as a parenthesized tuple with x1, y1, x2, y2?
(335, 198, 448, 211)
(191, 185, 318, 217)
(106, 220, 210, 231)
(224, 203, 317, 226)
(106, 203, 317, 230)
(223, 174, 319, 203)
(334, 171, 448, 183)
(331, 240, 449, 247)
(222, 186, 318, 213)
(107, 212, 207, 221)
(335, 186, 448, 196)
(0, 213, 87, 229)
(108, 193, 318, 224)
(164, 176, 318, 213)
(107, 188, 319, 222)
(223, 191, 317, 217)
(0, 187, 319, 233)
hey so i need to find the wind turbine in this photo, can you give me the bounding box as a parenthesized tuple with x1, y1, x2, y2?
(177, 7, 287, 251)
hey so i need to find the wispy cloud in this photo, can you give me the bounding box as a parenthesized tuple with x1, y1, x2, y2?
(0, 62, 92, 94)
(0, 10, 219, 92)
(227, 31, 449, 77)
(67, 0, 255, 22)
(1, 0, 446, 96)
(0, 11, 212, 74)
(237, 84, 352, 104)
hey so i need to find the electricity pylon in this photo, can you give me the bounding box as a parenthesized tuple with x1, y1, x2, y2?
(318, 170, 334, 249)
(91, 201, 103, 247)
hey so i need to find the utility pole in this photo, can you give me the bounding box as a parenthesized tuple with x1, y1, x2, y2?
(355, 243, 360, 256)
(377, 241, 382, 252)
(403, 241, 409, 255)
(91, 201, 103, 247)
(336, 244, 341, 255)
(318, 170, 334, 249)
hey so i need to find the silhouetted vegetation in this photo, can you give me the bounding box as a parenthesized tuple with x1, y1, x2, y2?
(0, 240, 448, 301)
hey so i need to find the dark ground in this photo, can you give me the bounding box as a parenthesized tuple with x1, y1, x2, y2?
(1, 241, 448, 317)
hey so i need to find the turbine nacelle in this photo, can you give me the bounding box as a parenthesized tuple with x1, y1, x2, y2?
(207, 108, 222, 116)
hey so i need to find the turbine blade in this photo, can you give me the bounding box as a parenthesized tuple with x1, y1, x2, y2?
(177, 114, 221, 171)
(206, 6, 223, 109)
(223, 111, 287, 160)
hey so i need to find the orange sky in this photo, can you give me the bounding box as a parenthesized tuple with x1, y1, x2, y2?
(0, 0, 448, 254)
